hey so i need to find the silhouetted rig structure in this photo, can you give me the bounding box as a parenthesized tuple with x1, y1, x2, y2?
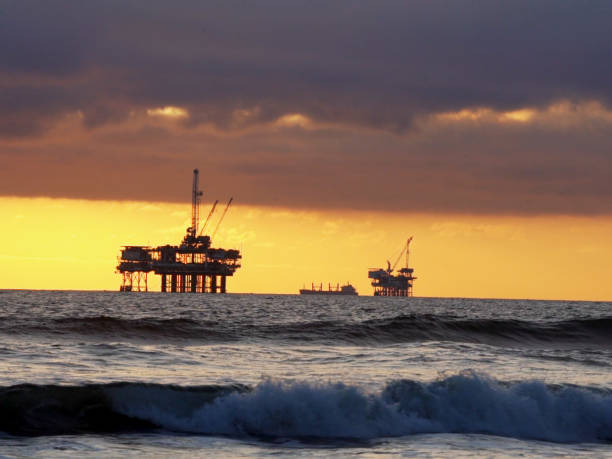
(116, 169, 241, 293)
(368, 238, 417, 296)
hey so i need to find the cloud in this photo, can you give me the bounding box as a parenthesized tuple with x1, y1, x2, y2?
(1, 1, 612, 214)
(1, 98, 611, 214)
(2, 1, 612, 133)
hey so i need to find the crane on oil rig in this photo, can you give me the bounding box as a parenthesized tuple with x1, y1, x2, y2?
(199, 199, 219, 237)
(212, 197, 233, 241)
(387, 237, 413, 273)
(183, 170, 234, 244)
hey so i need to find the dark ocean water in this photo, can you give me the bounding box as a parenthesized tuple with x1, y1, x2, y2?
(0, 290, 611, 457)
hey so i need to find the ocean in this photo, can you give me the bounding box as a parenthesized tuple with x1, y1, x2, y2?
(0, 290, 611, 457)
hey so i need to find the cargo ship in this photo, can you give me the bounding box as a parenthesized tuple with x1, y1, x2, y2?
(299, 283, 358, 295)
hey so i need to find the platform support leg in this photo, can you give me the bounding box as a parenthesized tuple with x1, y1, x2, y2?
(211, 275, 217, 293)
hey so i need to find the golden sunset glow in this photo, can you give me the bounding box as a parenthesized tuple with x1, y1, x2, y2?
(502, 109, 535, 123)
(433, 106, 536, 124)
(146, 106, 190, 119)
(2, 197, 611, 300)
(429, 100, 612, 127)
(274, 113, 312, 128)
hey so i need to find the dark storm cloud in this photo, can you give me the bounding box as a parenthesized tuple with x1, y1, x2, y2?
(2, 0, 612, 132)
(1, 0, 612, 214)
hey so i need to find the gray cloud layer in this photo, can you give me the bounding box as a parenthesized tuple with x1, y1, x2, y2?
(1, 1, 612, 214)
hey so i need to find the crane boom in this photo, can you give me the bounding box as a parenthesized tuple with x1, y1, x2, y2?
(390, 236, 414, 272)
(391, 249, 404, 272)
(406, 236, 413, 269)
(211, 197, 233, 241)
(198, 199, 219, 236)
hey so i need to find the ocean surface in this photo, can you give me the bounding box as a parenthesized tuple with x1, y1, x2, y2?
(1, 290, 611, 457)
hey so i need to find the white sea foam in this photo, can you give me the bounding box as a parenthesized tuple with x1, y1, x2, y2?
(108, 372, 612, 443)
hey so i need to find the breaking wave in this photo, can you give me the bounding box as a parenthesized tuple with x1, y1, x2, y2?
(3, 314, 612, 346)
(2, 373, 612, 443)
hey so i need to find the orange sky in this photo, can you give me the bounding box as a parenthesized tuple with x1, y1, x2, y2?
(2, 196, 611, 301)
(3, 4, 612, 302)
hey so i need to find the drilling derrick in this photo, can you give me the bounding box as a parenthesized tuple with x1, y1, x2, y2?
(116, 169, 242, 293)
(189, 168, 203, 238)
(368, 237, 417, 296)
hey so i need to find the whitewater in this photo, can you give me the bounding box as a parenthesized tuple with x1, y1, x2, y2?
(0, 291, 611, 457)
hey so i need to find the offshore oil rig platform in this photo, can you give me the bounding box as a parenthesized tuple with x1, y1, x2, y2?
(368, 238, 417, 296)
(116, 169, 241, 293)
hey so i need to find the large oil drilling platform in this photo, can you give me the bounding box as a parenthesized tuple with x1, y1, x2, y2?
(368, 237, 417, 296)
(116, 169, 241, 293)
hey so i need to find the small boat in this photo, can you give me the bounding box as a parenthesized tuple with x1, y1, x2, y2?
(299, 283, 358, 295)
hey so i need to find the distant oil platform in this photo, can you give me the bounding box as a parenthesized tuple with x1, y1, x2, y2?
(298, 238, 417, 297)
(368, 237, 417, 296)
(116, 169, 242, 293)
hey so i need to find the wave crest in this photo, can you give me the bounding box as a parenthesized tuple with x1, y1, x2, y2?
(3, 374, 610, 443)
(128, 373, 611, 443)
(5, 314, 612, 346)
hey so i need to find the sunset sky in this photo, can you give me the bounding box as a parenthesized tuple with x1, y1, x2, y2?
(2, 1, 612, 300)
